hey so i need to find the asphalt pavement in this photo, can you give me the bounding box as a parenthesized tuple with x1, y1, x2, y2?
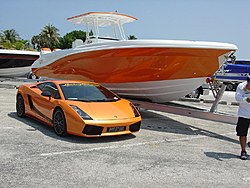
(0, 79, 249, 188)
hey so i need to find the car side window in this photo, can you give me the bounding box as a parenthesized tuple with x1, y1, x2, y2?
(37, 83, 61, 99)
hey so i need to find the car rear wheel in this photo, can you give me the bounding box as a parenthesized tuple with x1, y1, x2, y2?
(53, 108, 67, 137)
(16, 94, 26, 117)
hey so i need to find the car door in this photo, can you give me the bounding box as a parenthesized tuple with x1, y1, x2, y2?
(31, 82, 60, 124)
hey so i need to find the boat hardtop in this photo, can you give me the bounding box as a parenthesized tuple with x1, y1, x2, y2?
(67, 12, 137, 43)
(67, 12, 137, 26)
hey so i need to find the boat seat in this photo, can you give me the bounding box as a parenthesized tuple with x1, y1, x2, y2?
(41, 48, 51, 55)
(72, 39, 84, 48)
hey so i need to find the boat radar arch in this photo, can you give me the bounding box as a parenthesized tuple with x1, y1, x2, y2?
(67, 12, 137, 42)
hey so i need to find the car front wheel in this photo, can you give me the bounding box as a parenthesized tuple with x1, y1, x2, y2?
(53, 108, 67, 137)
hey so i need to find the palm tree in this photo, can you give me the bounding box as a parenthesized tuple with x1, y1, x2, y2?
(0, 29, 29, 49)
(0, 29, 21, 44)
(31, 24, 60, 50)
(40, 24, 60, 49)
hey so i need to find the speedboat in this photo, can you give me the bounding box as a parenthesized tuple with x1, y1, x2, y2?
(213, 60, 250, 91)
(0, 49, 40, 77)
(214, 60, 250, 82)
(31, 12, 237, 102)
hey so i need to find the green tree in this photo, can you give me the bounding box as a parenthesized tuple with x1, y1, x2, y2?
(31, 34, 44, 50)
(55, 30, 87, 49)
(41, 24, 60, 48)
(0, 29, 21, 44)
(0, 29, 31, 50)
(128, 35, 137, 40)
(31, 24, 60, 50)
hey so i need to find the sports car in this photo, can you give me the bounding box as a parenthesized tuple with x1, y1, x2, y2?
(16, 80, 141, 137)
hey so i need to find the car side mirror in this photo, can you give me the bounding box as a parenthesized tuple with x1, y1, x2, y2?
(41, 91, 51, 100)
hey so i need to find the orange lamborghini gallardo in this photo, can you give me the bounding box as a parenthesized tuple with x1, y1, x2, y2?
(16, 80, 141, 137)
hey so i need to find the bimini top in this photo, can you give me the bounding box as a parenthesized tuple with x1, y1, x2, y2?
(67, 12, 137, 27)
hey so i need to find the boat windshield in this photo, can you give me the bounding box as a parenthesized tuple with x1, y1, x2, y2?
(67, 12, 137, 42)
(235, 61, 250, 65)
(227, 60, 250, 65)
(59, 83, 120, 102)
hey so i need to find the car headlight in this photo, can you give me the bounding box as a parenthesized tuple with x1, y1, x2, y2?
(70, 105, 93, 120)
(129, 103, 140, 117)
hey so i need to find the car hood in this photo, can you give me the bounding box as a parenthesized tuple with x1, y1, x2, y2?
(66, 100, 135, 120)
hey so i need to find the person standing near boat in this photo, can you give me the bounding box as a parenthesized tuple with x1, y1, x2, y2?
(235, 72, 250, 160)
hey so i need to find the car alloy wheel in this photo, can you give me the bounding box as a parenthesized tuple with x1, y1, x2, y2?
(16, 94, 26, 117)
(53, 108, 67, 136)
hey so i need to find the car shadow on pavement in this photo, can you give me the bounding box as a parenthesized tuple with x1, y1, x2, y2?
(204, 152, 243, 161)
(8, 112, 136, 144)
(139, 109, 239, 145)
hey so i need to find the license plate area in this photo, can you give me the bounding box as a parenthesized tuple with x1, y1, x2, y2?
(107, 126, 126, 132)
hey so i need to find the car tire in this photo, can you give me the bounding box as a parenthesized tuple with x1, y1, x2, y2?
(226, 83, 234, 91)
(53, 108, 67, 137)
(16, 94, 26, 117)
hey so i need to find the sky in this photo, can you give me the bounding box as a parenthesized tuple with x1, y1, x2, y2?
(0, 0, 249, 59)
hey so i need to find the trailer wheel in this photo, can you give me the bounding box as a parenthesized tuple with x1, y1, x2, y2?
(185, 89, 201, 99)
(27, 71, 39, 79)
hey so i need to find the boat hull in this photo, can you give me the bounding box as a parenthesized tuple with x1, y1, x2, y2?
(102, 77, 208, 102)
(0, 66, 32, 77)
(0, 49, 39, 77)
(31, 40, 237, 102)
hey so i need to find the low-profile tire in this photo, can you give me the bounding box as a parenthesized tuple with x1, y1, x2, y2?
(53, 108, 67, 137)
(16, 94, 26, 117)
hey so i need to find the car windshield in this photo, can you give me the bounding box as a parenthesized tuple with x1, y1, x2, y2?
(59, 83, 120, 102)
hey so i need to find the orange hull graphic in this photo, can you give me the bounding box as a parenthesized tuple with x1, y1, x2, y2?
(32, 47, 231, 83)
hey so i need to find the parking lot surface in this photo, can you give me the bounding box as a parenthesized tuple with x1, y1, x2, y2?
(0, 80, 249, 188)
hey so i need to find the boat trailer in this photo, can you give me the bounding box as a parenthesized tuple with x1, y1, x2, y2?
(129, 80, 237, 125)
(130, 98, 237, 125)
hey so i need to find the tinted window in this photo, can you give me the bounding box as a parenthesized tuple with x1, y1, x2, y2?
(229, 61, 250, 65)
(37, 82, 61, 99)
(59, 83, 120, 102)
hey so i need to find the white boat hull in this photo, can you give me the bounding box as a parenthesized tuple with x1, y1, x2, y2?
(0, 66, 31, 77)
(0, 49, 39, 78)
(102, 77, 207, 102)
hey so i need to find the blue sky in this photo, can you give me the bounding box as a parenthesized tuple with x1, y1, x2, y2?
(0, 0, 249, 59)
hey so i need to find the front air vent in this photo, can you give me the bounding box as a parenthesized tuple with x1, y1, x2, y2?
(82, 125, 103, 135)
(129, 121, 141, 132)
